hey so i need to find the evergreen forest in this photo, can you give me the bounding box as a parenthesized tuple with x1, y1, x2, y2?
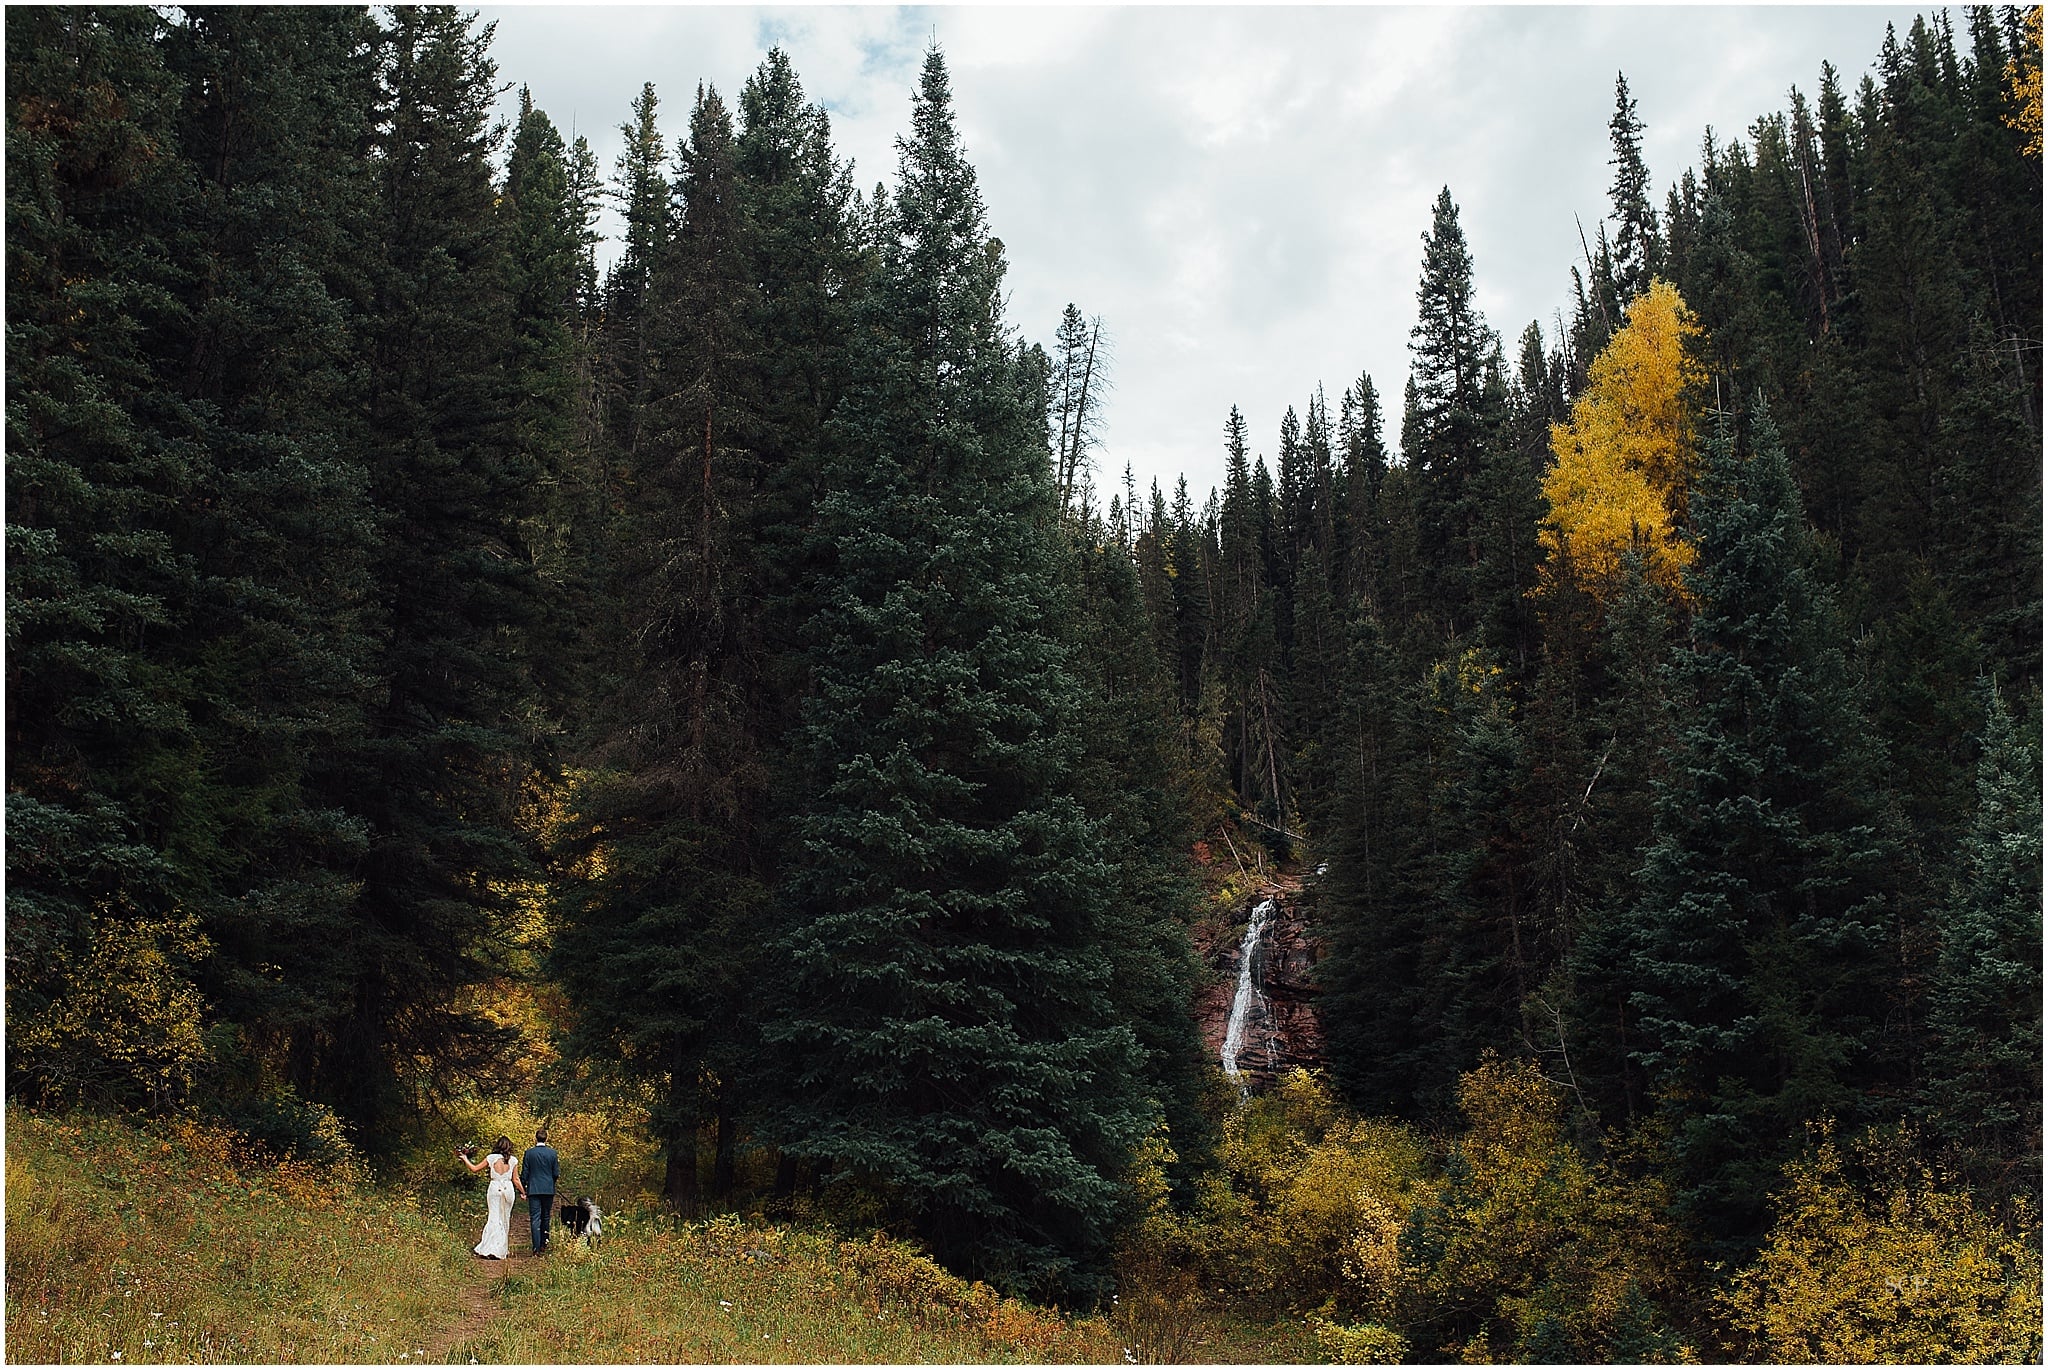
(7, 6, 2043, 1362)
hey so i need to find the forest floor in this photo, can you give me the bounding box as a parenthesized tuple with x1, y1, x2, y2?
(6, 1108, 1317, 1364)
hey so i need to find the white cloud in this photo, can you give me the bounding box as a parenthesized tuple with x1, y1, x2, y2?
(480, 3, 1926, 504)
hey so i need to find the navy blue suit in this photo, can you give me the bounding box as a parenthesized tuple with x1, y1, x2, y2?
(522, 1143, 559, 1252)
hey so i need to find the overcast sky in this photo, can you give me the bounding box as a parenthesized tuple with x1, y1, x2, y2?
(478, 3, 1927, 505)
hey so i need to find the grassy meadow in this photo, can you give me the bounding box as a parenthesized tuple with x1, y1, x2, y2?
(4, 1106, 1310, 1364)
(6, 1110, 457, 1363)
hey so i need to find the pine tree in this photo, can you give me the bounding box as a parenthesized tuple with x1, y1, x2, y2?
(1619, 409, 1899, 1253)
(1310, 611, 1443, 1113)
(1215, 407, 1287, 819)
(1270, 405, 1304, 660)
(1131, 477, 1177, 682)
(1062, 509, 1220, 1194)
(551, 79, 774, 1214)
(501, 87, 598, 718)
(1317, 386, 1536, 1117)
(1921, 685, 2042, 1171)
(1607, 74, 1662, 303)
(1469, 351, 1543, 683)
(762, 48, 1148, 1299)
(1167, 478, 1209, 720)
(1242, 451, 1290, 829)
(7, 6, 387, 1127)
(317, 6, 548, 1131)
(1049, 303, 1107, 516)
(7, 3, 225, 1109)
(1858, 568, 1985, 868)
(736, 46, 862, 687)
(1335, 372, 1390, 610)
(597, 81, 671, 469)
(503, 89, 585, 416)
(1406, 188, 1507, 637)
(1557, 554, 1681, 1122)
(1285, 391, 1341, 753)
(152, 6, 387, 1120)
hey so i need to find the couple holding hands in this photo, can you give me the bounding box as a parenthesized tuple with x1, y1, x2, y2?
(458, 1125, 559, 1259)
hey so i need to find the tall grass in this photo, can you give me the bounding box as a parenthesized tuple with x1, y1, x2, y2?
(13, 1107, 1325, 1364)
(434, 1214, 1125, 1364)
(11, 1108, 1103, 1364)
(6, 1109, 460, 1363)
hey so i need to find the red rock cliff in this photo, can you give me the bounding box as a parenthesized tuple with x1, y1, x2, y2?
(1191, 877, 1324, 1092)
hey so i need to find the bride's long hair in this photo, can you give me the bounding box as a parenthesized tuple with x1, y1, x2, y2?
(493, 1134, 514, 1160)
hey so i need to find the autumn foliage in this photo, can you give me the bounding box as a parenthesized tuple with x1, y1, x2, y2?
(1197, 1069, 1433, 1322)
(2007, 6, 2043, 158)
(1401, 1058, 1692, 1362)
(1719, 1131, 2043, 1363)
(1539, 280, 1706, 600)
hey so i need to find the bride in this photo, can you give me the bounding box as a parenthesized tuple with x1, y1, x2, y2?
(457, 1134, 527, 1259)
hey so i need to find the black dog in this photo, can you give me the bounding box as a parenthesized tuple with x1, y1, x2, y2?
(559, 1196, 602, 1248)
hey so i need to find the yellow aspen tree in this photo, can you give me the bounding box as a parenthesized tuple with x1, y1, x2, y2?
(2006, 6, 2042, 158)
(1539, 279, 1706, 601)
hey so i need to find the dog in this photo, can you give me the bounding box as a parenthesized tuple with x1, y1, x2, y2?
(560, 1196, 602, 1249)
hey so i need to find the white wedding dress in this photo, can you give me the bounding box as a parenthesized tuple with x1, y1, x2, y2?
(473, 1153, 515, 1258)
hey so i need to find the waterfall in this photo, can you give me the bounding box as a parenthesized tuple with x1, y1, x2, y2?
(1221, 898, 1278, 1094)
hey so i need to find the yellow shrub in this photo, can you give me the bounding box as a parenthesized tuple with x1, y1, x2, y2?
(1110, 1127, 1214, 1362)
(155, 1114, 368, 1211)
(1406, 1057, 1691, 1362)
(833, 1227, 1110, 1360)
(1311, 1315, 1409, 1364)
(1194, 1069, 1433, 1319)
(1720, 1135, 2043, 1363)
(12, 913, 211, 1108)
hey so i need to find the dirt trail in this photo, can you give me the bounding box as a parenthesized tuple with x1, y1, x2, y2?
(422, 1246, 535, 1363)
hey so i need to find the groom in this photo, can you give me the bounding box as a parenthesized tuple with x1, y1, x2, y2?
(521, 1125, 559, 1255)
